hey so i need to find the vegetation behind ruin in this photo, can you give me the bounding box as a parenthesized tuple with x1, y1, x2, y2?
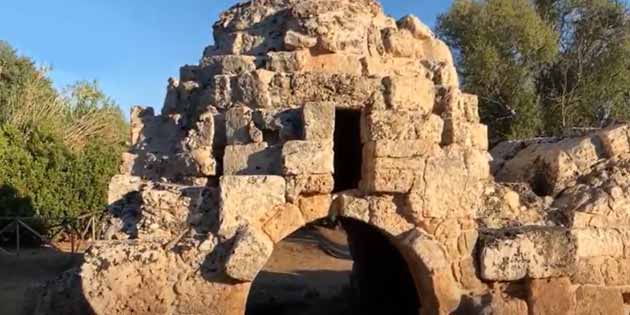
(0, 41, 127, 233)
(437, 0, 630, 143)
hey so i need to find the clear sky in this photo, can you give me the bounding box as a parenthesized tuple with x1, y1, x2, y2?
(0, 1, 453, 115)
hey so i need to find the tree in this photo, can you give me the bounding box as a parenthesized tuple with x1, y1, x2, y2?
(437, 0, 630, 143)
(0, 42, 128, 235)
(536, 0, 630, 133)
(437, 0, 558, 141)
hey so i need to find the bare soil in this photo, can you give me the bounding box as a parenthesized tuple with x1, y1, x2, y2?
(246, 227, 354, 315)
(0, 245, 83, 315)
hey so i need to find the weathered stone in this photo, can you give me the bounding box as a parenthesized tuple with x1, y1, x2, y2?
(527, 277, 575, 315)
(225, 227, 274, 281)
(572, 256, 630, 286)
(362, 111, 444, 142)
(597, 124, 630, 158)
(235, 70, 275, 108)
(572, 228, 624, 258)
(575, 286, 624, 315)
(262, 203, 306, 243)
(302, 102, 335, 140)
(219, 176, 286, 238)
(285, 174, 334, 202)
(402, 228, 449, 273)
(108, 175, 143, 205)
(297, 194, 332, 223)
(406, 147, 483, 220)
(333, 192, 370, 223)
(190, 146, 217, 176)
(223, 143, 280, 175)
(368, 195, 414, 237)
(397, 15, 433, 40)
(225, 106, 253, 145)
(479, 227, 576, 281)
(201, 55, 257, 77)
(282, 140, 333, 175)
(361, 154, 425, 193)
(284, 31, 318, 50)
(383, 76, 435, 112)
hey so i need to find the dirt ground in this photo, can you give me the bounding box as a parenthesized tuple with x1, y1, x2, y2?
(0, 245, 84, 315)
(0, 228, 353, 315)
(246, 226, 354, 315)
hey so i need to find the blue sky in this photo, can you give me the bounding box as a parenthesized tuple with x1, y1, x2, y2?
(0, 1, 452, 116)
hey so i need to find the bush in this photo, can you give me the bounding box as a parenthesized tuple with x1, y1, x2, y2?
(0, 41, 127, 238)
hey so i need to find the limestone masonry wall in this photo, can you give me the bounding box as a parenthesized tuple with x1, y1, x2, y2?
(26, 1, 630, 315)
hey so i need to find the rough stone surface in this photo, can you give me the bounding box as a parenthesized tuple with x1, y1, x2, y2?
(527, 277, 575, 315)
(225, 227, 274, 281)
(29, 1, 630, 314)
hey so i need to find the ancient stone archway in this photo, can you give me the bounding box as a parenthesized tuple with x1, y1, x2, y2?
(30, 1, 630, 315)
(244, 217, 422, 315)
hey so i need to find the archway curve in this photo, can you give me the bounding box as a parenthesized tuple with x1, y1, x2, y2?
(242, 213, 451, 315)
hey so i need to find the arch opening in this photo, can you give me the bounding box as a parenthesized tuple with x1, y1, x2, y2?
(245, 218, 421, 315)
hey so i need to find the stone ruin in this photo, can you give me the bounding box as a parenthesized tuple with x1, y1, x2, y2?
(25, 0, 630, 314)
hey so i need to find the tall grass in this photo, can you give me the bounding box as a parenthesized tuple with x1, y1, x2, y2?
(0, 72, 127, 151)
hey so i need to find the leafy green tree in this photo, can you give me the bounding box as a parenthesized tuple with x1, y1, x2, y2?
(437, 0, 630, 142)
(437, 0, 558, 141)
(0, 41, 128, 235)
(536, 0, 630, 133)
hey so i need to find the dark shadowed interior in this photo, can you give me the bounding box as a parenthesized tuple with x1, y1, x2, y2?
(333, 109, 363, 192)
(245, 219, 420, 315)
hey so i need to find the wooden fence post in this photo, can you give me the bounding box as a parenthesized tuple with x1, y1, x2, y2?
(15, 218, 20, 256)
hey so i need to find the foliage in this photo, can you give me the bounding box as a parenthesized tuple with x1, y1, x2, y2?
(437, 0, 558, 141)
(0, 41, 127, 235)
(437, 0, 630, 142)
(536, 0, 630, 134)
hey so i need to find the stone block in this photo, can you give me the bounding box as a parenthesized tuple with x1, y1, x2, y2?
(284, 30, 318, 50)
(297, 194, 332, 223)
(437, 87, 480, 123)
(262, 203, 306, 243)
(361, 56, 430, 78)
(282, 140, 333, 175)
(235, 70, 275, 108)
(402, 228, 449, 273)
(285, 174, 334, 202)
(363, 140, 441, 158)
(443, 120, 488, 150)
(266, 51, 308, 73)
(302, 102, 335, 140)
(190, 146, 217, 176)
(527, 277, 575, 315)
(201, 55, 257, 76)
(360, 154, 425, 193)
(225, 227, 274, 281)
(597, 125, 630, 158)
(333, 192, 370, 223)
(362, 111, 443, 143)
(406, 148, 482, 220)
(383, 76, 435, 113)
(225, 106, 253, 145)
(452, 258, 486, 293)
(301, 53, 364, 76)
(223, 143, 281, 175)
(572, 228, 624, 258)
(368, 195, 414, 237)
(108, 175, 143, 205)
(572, 256, 630, 286)
(575, 286, 624, 315)
(218, 176, 286, 238)
(479, 227, 576, 281)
